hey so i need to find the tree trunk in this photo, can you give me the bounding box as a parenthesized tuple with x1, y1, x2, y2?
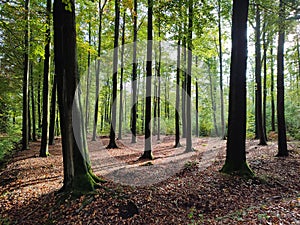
(22, 0, 30, 150)
(220, 0, 253, 176)
(92, 0, 107, 141)
(218, 0, 226, 140)
(208, 61, 219, 137)
(181, 26, 187, 139)
(254, 4, 267, 145)
(85, 21, 91, 132)
(157, 17, 161, 141)
(270, 45, 275, 131)
(195, 80, 199, 137)
(262, 19, 268, 141)
(118, 12, 126, 140)
(131, 0, 138, 143)
(185, 0, 193, 152)
(30, 62, 37, 141)
(276, 0, 288, 157)
(107, 0, 120, 149)
(53, 0, 102, 193)
(49, 74, 57, 145)
(40, 0, 51, 157)
(174, 0, 182, 147)
(140, 0, 154, 159)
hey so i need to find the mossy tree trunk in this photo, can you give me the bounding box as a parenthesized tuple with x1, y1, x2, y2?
(53, 0, 102, 193)
(220, 0, 253, 176)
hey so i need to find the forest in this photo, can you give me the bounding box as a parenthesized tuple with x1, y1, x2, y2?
(0, 0, 300, 224)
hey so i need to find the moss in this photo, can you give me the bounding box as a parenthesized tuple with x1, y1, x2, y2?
(220, 161, 254, 177)
(71, 172, 97, 196)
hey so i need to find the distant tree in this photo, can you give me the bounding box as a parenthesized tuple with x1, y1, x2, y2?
(53, 0, 102, 192)
(220, 0, 253, 176)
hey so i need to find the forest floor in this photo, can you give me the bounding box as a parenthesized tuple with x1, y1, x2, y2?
(0, 135, 300, 224)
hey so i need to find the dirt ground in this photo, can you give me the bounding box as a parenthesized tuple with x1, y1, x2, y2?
(0, 135, 299, 224)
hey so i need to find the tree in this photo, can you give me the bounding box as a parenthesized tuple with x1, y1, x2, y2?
(218, 0, 226, 140)
(254, 4, 267, 145)
(276, 0, 288, 156)
(185, 0, 193, 152)
(53, 0, 102, 192)
(40, 0, 51, 157)
(118, 11, 126, 140)
(92, 0, 108, 141)
(140, 0, 154, 159)
(49, 74, 57, 145)
(106, 0, 120, 149)
(22, 0, 30, 150)
(220, 0, 253, 176)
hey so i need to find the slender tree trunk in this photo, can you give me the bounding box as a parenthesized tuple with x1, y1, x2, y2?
(195, 79, 199, 137)
(85, 21, 91, 131)
(208, 61, 219, 137)
(37, 72, 42, 130)
(92, 0, 107, 141)
(140, 0, 154, 159)
(174, 0, 182, 147)
(118, 12, 126, 140)
(30, 62, 37, 141)
(157, 18, 161, 141)
(270, 45, 275, 131)
(40, 0, 51, 157)
(220, 0, 253, 176)
(49, 74, 57, 145)
(22, 0, 30, 150)
(107, 0, 120, 149)
(262, 20, 268, 141)
(185, 0, 193, 152)
(53, 0, 102, 193)
(296, 37, 300, 91)
(131, 0, 138, 143)
(254, 4, 267, 145)
(276, 0, 288, 156)
(181, 29, 187, 139)
(218, 0, 226, 139)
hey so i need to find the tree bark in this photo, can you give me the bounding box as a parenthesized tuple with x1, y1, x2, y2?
(131, 0, 138, 143)
(254, 4, 267, 145)
(276, 0, 288, 157)
(185, 0, 193, 152)
(22, 0, 30, 150)
(140, 0, 153, 159)
(30, 62, 37, 141)
(220, 0, 253, 176)
(270, 45, 275, 131)
(53, 0, 102, 193)
(106, 0, 120, 149)
(40, 0, 51, 157)
(118, 12, 126, 140)
(85, 21, 91, 132)
(92, 0, 107, 141)
(49, 74, 57, 145)
(218, 0, 226, 140)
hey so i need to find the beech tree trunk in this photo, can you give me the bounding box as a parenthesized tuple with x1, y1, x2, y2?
(131, 0, 138, 143)
(140, 0, 154, 159)
(118, 12, 126, 140)
(40, 0, 51, 157)
(107, 0, 120, 149)
(254, 4, 267, 145)
(220, 0, 253, 176)
(53, 0, 103, 193)
(49, 74, 57, 145)
(276, 0, 288, 157)
(270, 45, 275, 131)
(185, 0, 193, 152)
(22, 0, 30, 150)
